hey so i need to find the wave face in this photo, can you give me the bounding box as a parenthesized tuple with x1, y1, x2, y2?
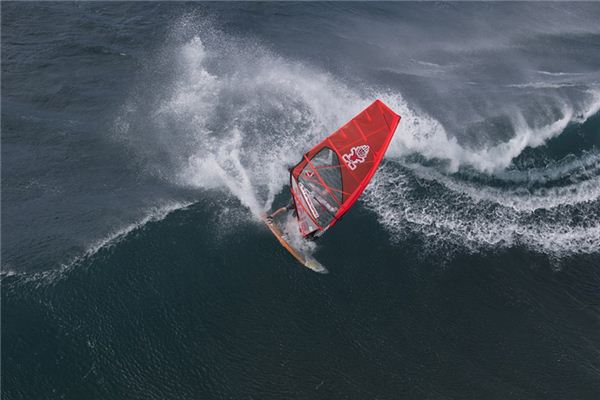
(3, 3, 600, 400)
(113, 6, 600, 260)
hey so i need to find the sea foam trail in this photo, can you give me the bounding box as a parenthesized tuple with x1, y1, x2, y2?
(117, 33, 380, 217)
(71, 201, 193, 265)
(114, 20, 600, 258)
(402, 162, 600, 212)
(1, 201, 192, 286)
(460, 150, 600, 185)
(363, 165, 600, 257)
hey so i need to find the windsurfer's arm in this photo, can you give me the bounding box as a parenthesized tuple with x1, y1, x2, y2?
(269, 207, 287, 219)
(306, 230, 323, 241)
(268, 198, 295, 220)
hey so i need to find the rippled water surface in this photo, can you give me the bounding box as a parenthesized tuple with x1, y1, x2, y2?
(2, 2, 600, 399)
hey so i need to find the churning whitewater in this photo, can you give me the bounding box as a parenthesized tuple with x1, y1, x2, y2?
(113, 17, 600, 260)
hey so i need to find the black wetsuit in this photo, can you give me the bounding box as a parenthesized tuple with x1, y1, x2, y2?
(286, 197, 320, 240)
(285, 197, 296, 215)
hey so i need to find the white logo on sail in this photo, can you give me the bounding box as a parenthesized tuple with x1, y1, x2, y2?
(299, 182, 319, 219)
(343, 145, 370, 170)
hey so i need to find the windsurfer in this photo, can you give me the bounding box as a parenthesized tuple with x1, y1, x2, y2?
(267, 197, 322, 240)
(267, 168, 298, 222)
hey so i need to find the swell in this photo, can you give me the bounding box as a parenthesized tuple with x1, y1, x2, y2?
(111, 16, 600, 260)
(1, 201, 192, 286)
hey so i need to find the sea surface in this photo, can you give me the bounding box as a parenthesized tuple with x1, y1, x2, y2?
(2, 2, 600, 399)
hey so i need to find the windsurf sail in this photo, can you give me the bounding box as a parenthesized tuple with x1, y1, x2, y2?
(290, 99, 401, 237)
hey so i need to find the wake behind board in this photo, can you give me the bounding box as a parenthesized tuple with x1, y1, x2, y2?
(261, 214, 328, 274)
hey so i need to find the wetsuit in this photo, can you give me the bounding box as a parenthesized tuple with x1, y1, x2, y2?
(285, 197, 296, 215)
(274, 197, 320, 240)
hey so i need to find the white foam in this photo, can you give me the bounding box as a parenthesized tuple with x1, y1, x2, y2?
(131, 32, 377, 220)
(1, 201, 192, 286)
(114, 21, 600, 259)
(382, 89, 600, 173)
(575, 89, 600, 123)
(364, 165, 600, 256)
(536, 70, 585, 77)
(473, 150, 600, 184)
(67, 201, 192, 267)
(507, 82, 578, 89)
(117, 21, 600, 211)
(281, 213, 318, 256)
(402, 162, 600, 212)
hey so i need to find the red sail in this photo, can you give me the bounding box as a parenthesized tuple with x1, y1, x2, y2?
(290, 99, 401, 237)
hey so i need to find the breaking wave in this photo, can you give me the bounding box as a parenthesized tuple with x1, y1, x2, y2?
(68, 201, 192, 265)
(1, 201, 191, 285)
(113, 17, 600, 258)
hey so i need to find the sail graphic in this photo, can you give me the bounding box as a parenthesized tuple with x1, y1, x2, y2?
(290, 99, 401, 237)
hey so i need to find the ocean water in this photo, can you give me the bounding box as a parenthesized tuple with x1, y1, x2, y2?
(2, 2, 600, 399)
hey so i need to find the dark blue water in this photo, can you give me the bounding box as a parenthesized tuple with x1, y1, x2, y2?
(2, 2, 600, 399)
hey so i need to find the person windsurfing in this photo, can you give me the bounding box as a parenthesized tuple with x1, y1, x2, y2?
(267, 190, 323, 240)
(261, 99, 401, 271)
(267, 167, 297, 222)
(266, 100, 401, 240)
